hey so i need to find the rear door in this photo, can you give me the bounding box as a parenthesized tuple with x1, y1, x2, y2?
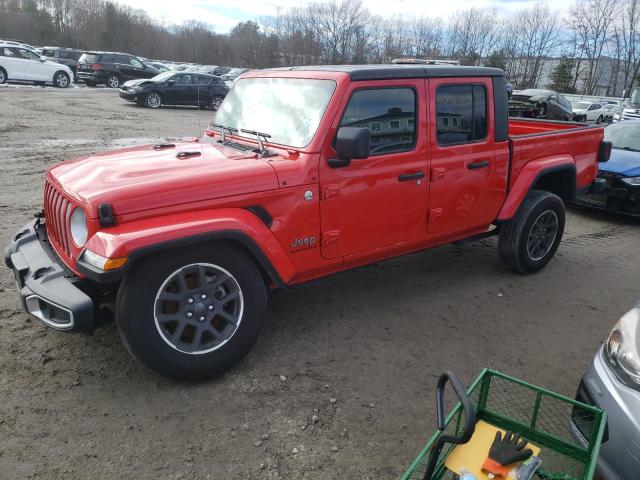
(0, 47, 25, 79)
(427, 78, 507, 234)
(319, 80, 429, 259)
(171, 74, 196, 104)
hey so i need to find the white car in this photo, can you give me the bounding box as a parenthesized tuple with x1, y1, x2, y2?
(572, 101, 605, 123)
(0, 43, 74, 88)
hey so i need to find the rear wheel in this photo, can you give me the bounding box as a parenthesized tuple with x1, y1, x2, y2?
(498, 190, 565, 274)
(115, 243, 267, 380)
(210, 94, 224, 110)
(53, 71, 70, 88)
(145, 92, 162, 108)
(0, 67, 6, 84)
(106, 74, 121, 89)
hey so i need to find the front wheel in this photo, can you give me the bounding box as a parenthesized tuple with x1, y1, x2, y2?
(53, 71, 70, 88)
(0, 67, 7, 84)
(498, 190, 565, 274)
(144, 92, 162, 108)
(115, 242, 267, 380)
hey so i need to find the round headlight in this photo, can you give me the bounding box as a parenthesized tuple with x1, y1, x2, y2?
(70, 208, 88, 246)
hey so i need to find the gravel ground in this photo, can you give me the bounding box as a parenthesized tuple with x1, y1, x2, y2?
(1, 86, 639, 480)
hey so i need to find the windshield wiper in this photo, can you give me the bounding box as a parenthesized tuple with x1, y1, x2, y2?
(209, 122, 238, 144)
(240, 129, 272, 156)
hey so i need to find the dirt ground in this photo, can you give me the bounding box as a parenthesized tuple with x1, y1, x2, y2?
(0, 86, 639, 480)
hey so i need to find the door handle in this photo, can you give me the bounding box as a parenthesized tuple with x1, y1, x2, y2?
(467, 161, 490, 170)
(398, 171, 425, 182)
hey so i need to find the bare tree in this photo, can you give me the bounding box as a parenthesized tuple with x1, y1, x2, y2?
(567, 0, 620, 94)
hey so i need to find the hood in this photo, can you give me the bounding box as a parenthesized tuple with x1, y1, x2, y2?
(123, 78, 154, 88)
(599, 148, 640, 177)
(48, 142, 280, 218)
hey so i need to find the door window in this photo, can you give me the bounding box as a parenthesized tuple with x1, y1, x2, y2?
(129, 57, 143, 68)
(0, 47, 16, 57)
(339, 88, 416, 155)
(114, 54, 129, 64)
(101, 54, 115, 63)
(436, 85, 487, 146)
(174, 74, 192, 84)
(197, 75, 212, 85)
(18, 49, 40, 60)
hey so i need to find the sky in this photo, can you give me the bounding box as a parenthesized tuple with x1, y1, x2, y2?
(117, 0, 576, 33)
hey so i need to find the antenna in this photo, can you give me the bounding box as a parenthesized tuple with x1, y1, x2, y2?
(196, 47, 201, 136)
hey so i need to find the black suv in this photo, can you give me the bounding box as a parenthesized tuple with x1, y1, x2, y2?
(41, 47, 84, 79)
(77, 52, 159, 88)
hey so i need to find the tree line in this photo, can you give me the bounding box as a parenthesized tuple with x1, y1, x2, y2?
(1, 0, 639, 96)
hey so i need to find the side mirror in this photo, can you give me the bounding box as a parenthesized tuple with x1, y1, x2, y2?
(329, 127, 371, 168)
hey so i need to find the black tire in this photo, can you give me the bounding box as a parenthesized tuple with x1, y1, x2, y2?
(0, 67, 6, 84)
(115, 242, 267, 381)
(498, 190, 565, 274)
(595, 115, 603, 124)
(106, 74, 121, 89)
(210, 94, 224, 110)
(144, 91, 162, 108)
(53, 71, 70, 88)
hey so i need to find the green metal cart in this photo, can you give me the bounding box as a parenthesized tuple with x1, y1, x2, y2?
(402, 369, 607, 480)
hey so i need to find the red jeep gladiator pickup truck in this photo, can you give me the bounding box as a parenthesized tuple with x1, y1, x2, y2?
(5, 65, 610, 380)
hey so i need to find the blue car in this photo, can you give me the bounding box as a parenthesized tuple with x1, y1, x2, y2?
(576, 120, 640, 215)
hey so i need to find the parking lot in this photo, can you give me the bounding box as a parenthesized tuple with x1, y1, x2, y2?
(1, 86, 639, 479)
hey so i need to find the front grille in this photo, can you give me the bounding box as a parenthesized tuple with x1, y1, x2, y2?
(44, 181, 75, 262)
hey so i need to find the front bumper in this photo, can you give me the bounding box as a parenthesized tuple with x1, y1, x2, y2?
(575, 172, 640, 216)
(576, 347, 640, 480)
(4, 220, 95, 333)
(119, 90, 140, 102)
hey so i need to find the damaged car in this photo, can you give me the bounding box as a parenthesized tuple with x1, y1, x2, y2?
(508, 89, 573, 121)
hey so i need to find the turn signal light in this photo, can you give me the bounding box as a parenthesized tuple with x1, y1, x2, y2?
(104, 257, 128, 271)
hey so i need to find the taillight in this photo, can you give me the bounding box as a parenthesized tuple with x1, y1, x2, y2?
(599, 140, 612, 163)
(91, 63, 104, 70)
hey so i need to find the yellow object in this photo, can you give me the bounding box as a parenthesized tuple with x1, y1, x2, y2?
(104, 256, 128, 271)
(444, 421, 540, 479)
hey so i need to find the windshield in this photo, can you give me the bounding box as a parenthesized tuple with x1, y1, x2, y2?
(151, 71, 174, 82)
(604, 122, 640, 151)
(214, 77, 337, 148)
(630, 88, 640, 106)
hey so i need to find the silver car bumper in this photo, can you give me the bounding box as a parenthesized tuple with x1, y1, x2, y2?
(581, 346, 640, 480)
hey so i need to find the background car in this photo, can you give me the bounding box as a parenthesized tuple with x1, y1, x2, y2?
(0, 43, 73, 87)
(572, 101, 605, 123)
(76, 51, 160, 88)
(40, 47, 84, 80)
(603, 103, 622, 123)
(574, 300, 640, 480)
(119, 71, 229, 109)
(145, 62, 170, 72)
(221, 67, 249, 86)
(575, 120, 640, 215)
(508, 89, 573, 121)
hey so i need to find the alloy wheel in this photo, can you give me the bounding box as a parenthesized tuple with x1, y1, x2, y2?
(147, 93, 161, 108)
(0, 70, 5, 84)
(212, 95, 223, 110)
(55, 73, 68, 88)
(527, 210, 559, 261)
(154, 263, 244, 355)
(107, 75, 120, 88)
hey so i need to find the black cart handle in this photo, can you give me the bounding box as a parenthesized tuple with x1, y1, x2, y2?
(422, 371, 477, 480)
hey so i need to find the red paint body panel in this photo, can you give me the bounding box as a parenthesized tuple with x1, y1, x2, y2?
(42, 69, 604, 285)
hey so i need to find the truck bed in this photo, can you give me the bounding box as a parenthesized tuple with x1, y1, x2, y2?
(507, 118, 604, 192)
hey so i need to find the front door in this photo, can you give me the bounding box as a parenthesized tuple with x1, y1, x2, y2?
(427, 78, 507, 234)
(319, 80, 429, 259)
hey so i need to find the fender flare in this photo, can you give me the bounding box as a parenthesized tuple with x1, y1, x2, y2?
(497, 157, 576, 222)
(79, 208, 295, 287)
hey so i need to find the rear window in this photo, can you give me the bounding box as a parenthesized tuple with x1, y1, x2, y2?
(79, 53, 100, 63)
(436, 84, 487, 146)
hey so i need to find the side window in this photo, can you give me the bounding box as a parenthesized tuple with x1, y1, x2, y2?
(436, 84, 487, 146)
(175, 74, 192, 84)
(114, 54, 128, 64)
(19, 49, 39, 60)
(590, 103, 601, 110)
(197, 75, 211, 85)
(129, 57, 143, 68)
(101, 54, 115, 63)
(0, 47, 14, 57)
(339, 88, 416, 155)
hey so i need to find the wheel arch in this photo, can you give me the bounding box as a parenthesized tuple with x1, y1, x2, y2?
(79, 208, 296, 288)
(497, 160, 575, 221)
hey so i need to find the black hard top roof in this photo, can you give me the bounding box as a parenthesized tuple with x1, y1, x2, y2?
(270, 64, 504, 80)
